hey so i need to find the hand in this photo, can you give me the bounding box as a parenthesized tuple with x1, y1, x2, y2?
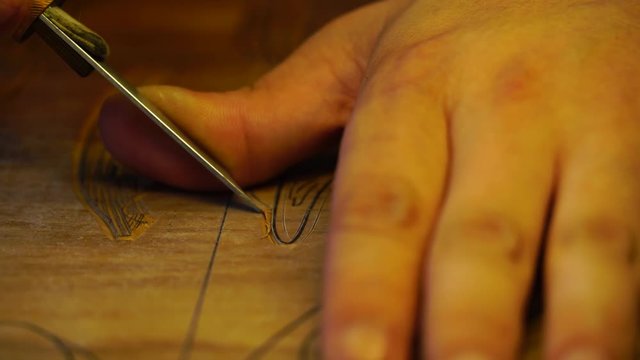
(0, 0, 28, 33)
(99, 0, 640, 358)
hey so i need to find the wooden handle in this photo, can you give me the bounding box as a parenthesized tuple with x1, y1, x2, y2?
(12, 0, 65, 41)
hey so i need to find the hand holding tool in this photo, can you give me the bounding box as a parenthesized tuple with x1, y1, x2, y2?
(13, 1, 267, 214)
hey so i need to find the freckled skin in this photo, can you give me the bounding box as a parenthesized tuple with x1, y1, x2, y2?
(5, 0, 640, 358)
(493, 58, 541, 104)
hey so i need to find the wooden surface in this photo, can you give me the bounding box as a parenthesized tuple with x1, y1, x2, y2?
(0, 1, 356, 358)
(0, 0, 627, 358)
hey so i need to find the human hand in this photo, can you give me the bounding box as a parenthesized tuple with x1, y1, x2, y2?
(0, 0, 27, 32)
(99, 0, 639, 358)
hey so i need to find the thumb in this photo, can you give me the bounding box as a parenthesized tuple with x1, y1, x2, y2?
(98, 1, 397, 191)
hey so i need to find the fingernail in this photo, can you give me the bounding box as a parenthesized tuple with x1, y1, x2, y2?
(562, 348, 605, 360)
(451, 352, 490, 360)
(340, 324, 387, 359)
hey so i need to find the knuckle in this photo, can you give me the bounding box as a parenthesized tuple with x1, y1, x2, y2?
(367, 36, 453, 98)
(459, 36, 562, 107)
(556, 218, 637, 264)
(491, 56, 545, 104)
(333, 175, 427, 234)
(438, 215, 526, 264)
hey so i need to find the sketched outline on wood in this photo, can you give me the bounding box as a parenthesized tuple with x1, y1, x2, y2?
(0, 320, 99, 360)
(72, 105, 154, 241)
(178, 196, 231, 360)
(245, 306, 321, 360)
(268, 165, 333, 245)
(298, 325, 321, 360)
(269, 150, 337, 245)
(175, 190, 324, 359)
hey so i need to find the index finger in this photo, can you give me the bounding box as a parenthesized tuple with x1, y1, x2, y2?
(322, 45, 449, 357)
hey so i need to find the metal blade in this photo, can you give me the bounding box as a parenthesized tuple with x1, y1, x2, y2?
(38, 10, 266, 214)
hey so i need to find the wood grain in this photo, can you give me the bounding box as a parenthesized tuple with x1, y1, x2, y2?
(0, 1, 350, 358)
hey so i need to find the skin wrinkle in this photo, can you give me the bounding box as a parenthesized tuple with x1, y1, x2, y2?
(310, 47, 361, 129)
(325, 4, 390, 101)
(556, 219, 638, 265)
(428, 306, 523, 358)
(337, 2, 419, 103)
(371, 24, 459, 74)
(548, 336, 611, 360)
(229, 93, 254, 181)
(335, 175, 423, 233)
(311, 1, 398, 111)
(320, 56, 360, 114)
(439, 216, 526, 264)
(364, 39, 452, 103)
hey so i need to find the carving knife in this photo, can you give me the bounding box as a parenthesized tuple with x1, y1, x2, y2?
(13, 1, 266, 214)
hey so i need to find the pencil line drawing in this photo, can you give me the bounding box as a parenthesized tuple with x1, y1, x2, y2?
(0, 320, 99, 360)
(179, 196, 232, 360)
(245, 306, 321, 360)
(298, 325, 321, 360)
(269, 175, 332, 245)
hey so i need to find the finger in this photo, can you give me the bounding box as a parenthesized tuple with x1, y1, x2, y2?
(98, 1, 396, 190)
(545, 124, 639, 359)
(322, 45, 449, 358)
(0, 0, 26, 32)
(98, 95, 219, 190)
(425, 93, 557, 357)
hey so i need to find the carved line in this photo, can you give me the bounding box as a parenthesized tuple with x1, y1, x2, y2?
(78, 149, 149, 238)
(179, 196, 231, 360)
(72, 108, 153, 241)
(245, 306, 321, 360)
(270, 178, 331, 245)
(0, 320, 99, 360)
(298, 325, 320, 360)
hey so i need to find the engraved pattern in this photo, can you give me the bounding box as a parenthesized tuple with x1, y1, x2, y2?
(0, 321, 98, 360)
(270, 176, 332, 245)
(74, 119, 153, 240)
